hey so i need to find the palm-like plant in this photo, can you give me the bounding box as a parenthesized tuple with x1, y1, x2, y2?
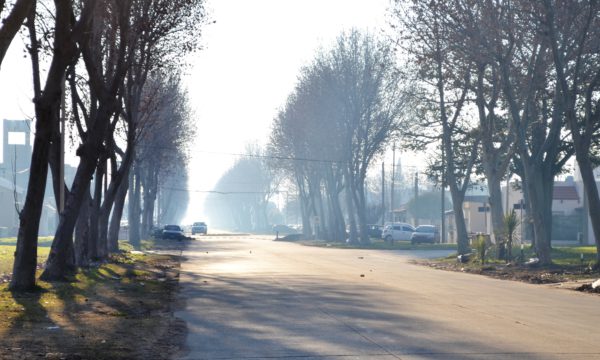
(504, 210, 520, 262)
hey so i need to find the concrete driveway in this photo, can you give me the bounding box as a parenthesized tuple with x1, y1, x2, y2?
(175, 235, 600, 359)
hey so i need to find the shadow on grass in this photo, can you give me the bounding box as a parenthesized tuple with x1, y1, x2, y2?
(0, 251, 183, 359)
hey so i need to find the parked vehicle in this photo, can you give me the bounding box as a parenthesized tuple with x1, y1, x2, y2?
(192, 222, 208, 235)
(366, 224, 383, 239)
(272, 224, 299, 234)
(382, 223, 415, 243)
(162, 224, 185, 240)
(410, 225, 439, 244)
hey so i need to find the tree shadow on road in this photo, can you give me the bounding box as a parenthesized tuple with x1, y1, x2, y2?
(177, 270, 555, 360)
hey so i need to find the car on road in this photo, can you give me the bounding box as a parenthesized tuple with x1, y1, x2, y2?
(382, 223, 415, 243)
(410, 225, 439, 244)
(272, 224, 299, 234)
(366, 224, 383, 239)
(162, 224, 185, 240)
(192, 222, 208, 235)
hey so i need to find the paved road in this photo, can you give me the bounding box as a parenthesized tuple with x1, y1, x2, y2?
(175, 235, 600, 360)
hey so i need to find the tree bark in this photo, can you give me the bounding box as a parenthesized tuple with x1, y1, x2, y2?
(523, 161, 554, 264)
(577, 152, 600, 264)
(41, 104, 116, 281)
(128, 166, 142, 248)
(10, 124, 51, 290)
(344, 169, 358, 243)
(88, 161, 104, 261)
(108, 166, 130, 252)
(74, 189, 91, 267)
(325, 169, 345, 241)
(486, 170, 505, 243)
(100, 150, 133, 254)
(0, 0, 34, 67)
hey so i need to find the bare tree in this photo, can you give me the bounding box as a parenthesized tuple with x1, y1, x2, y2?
(0, 0, 34, 67)
(269, 30, 407, 243)
(10, 0, 92, 291)
(436, 0, 516, 251)
(542, 0, 600, 266)
(394, 1, 480, 254)
(133, 73, 195, 240)
(40, 0, 205, 277)
(492, 1, 572, 264)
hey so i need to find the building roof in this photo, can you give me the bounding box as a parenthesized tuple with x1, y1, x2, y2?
(553, 185, 579, 201)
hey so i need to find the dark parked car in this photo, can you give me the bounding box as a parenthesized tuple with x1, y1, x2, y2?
(410, 225, 439, 244)
(367, 224, 383, 239)
(162, 224, 185, 240)
(272, 224, 299, 234)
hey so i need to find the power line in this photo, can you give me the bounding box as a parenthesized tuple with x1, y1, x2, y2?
(137, 144, 348, 164)
(160, 185, 283, 195)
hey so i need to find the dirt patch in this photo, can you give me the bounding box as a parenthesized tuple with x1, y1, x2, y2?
(575, 283, 600, 294)
(415, 258, 600, 294)
(0, 239, 187, 359)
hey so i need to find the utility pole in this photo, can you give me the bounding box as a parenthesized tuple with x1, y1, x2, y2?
(505, 174, 510, 215)
(441, 143, 446, 243)
(381, 162, 385, 225)
(414, 171, 419, 226)
(391, 143, 396, 223)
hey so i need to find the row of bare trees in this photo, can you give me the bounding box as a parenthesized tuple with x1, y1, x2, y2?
(269, 30, 409, 244)
(392, 0, 600, 265)
(2, 0, 204, 291)
(204, 146, 281, 232)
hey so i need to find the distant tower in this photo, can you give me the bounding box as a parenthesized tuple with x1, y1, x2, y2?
(3, 119, 32, 190)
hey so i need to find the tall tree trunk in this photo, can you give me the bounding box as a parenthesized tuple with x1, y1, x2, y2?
(129, 166, 142, 248)
(474, 63, 511, 249)
(10, 124, 51, 290)
(10, 2, 76, 290)
(353, 179, 369, 244)
(487, 172, 505, 251)
(316, 183, 326, 239)
(344, 170, 358, 243)
(325, 170, 345, 241)
(295, 174, 311, 238)
(74, 189, 91, 267)
(41, 105, 114, 281)
(89, 161, 104, 261)
(108, 167, 130, 252)
(523, 162, 554, 264)
(448, 185, 470, 254)
(574, 149, 600, 265)
(141, 166, 157, 239)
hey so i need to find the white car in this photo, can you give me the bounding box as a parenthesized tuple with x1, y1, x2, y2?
(192, 222, 208, 235)
(382, 223, 415, 242)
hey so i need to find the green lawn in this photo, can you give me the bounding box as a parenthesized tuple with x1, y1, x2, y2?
(550, 245, 597, 266)
(434, 243, 598, 266)
(299, 238, 597, 265)
(0, 245, 51, 275)
(0, 237, 135, 276)
(0, 237, 54, 275)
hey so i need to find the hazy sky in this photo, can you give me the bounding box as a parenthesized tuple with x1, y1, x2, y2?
(0, 0, 394, 223)
(185, 0, 391, 221)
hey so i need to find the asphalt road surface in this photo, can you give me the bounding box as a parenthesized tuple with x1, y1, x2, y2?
(175, 235, 600, 360)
